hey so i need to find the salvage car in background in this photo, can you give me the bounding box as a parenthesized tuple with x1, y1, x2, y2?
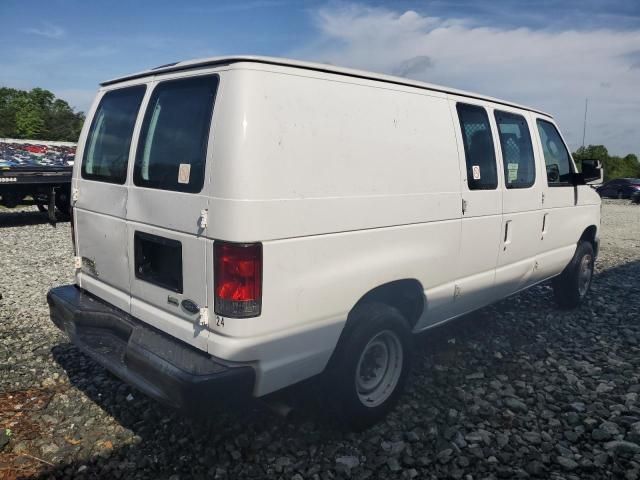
(596, 178, 640, 199)
(0, 139, 75, 220)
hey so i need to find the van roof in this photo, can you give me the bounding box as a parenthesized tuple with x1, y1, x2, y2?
(101, 55, 551, 117)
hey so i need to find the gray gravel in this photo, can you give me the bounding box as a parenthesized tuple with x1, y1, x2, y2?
(1, 200, 639, 479)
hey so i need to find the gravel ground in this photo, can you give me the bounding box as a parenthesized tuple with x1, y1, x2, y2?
(1, 200, 639, 480)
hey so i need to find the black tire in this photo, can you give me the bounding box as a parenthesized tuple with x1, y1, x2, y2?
(326, 302, 413, 431)
(55, 190, 71, 221)
(552, 241, 595, 309)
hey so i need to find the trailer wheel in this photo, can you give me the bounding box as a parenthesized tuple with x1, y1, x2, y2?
(55, 189, 71, 220)
(327, 303, 413, 430)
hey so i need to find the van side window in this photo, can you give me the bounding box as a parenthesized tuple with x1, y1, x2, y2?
(456, 103, 497, 190)
(81, 86, 146, 184)
(536, 119, 573, 185)
(133, 75, 218, 193)
(494, 111, 536, 189)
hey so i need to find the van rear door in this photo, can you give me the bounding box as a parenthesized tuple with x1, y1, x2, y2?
(75, 85, 147, 313)
(126, 74, 219, 352)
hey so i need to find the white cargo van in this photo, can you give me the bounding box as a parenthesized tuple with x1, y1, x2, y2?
(48, 56, 602, 429)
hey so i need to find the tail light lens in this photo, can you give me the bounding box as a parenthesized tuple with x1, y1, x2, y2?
(214, 242, 262, 318)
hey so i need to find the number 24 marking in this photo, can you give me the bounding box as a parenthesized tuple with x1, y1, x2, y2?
(216, 316, 225, 327)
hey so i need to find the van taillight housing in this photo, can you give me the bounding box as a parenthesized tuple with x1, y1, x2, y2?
(214, 242, 262, 318)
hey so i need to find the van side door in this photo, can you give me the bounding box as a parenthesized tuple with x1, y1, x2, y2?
(125, 73, 219, 352)
(492, 108, 544, 297)
(449, 99, 503, 313)
(531, 117, 582, 280)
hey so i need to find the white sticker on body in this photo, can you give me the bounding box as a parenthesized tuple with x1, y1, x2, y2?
(178, 163, 191, 184)
(472, 165, 481, 180)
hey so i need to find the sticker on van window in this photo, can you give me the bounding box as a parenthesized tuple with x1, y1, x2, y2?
(507, 163, 519, 182)
(178, 163, 191, 184)
(472, 165, 481, 180)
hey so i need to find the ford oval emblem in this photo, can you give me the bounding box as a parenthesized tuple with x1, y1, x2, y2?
(181, 299, 200, 314)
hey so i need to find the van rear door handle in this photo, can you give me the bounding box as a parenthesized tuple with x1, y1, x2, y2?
(541, 213, 548, 239)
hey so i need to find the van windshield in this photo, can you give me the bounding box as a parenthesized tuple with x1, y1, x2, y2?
(81, 86, 146, 184)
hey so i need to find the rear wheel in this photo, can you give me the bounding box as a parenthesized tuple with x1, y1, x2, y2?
(552, 241, 594, 309)
(327, 303, 413, 431)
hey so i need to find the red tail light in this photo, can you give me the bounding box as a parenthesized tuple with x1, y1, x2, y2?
(214, 242, 262, 318)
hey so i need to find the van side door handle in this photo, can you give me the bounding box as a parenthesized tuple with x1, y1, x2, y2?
(541, 213, 548, 240)
(503, 220, 512, 250)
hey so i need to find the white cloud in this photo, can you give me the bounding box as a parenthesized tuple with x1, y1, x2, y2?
(294, 4, 640, 155)
(23, 22, 65, 39)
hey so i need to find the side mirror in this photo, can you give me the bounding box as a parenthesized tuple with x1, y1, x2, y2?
(580, 159, 604, 185)
(571, 172, 586, 186)
(546, 164, 560, 183)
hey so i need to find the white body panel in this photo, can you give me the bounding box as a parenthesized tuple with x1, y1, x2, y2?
(73, 57, 601, 396)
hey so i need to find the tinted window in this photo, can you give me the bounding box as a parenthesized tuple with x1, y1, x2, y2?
(536, 119, 573, 185)
(456, 103, 497, 190)
(134, 75, 218, 193)
(495, 111, 536, 189)
(82, 86, 146, 184)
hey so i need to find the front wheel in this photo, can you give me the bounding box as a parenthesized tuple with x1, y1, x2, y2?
(327, 303, 413, 431)
(552, 241, 595, 309)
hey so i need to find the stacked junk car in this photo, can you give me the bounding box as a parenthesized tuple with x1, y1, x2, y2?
(0, 138, 75, 221)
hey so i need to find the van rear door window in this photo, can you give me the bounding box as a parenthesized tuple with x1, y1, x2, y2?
(82, 86, 146, 184)
(456, 103, 498, 190)
(494, 111, 536, 189)
(133, 75, 218, 193)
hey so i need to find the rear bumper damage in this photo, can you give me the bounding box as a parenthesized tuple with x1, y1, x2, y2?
(47, 285, 255, 413)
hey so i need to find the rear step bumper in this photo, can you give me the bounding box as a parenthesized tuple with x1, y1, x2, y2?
(47, 285, 255, 413)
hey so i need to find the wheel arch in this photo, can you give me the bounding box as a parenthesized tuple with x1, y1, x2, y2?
(579, 225, 598, 257)
(325, 279, 423, 381)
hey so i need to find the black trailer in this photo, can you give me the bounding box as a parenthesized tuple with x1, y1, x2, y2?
(1, 139, 75, 221)
(0, 165, 72, 221)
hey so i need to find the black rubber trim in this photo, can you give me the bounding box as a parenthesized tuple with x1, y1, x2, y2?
(47, 285, 255, 413)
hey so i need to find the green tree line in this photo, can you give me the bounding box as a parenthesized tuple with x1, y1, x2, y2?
(573, 145, 639, 181)
(0, 87, 85, 142)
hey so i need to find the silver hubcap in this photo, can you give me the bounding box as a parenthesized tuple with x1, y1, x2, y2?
(578, 254, 593, 297)
(356, 330, 403, 407)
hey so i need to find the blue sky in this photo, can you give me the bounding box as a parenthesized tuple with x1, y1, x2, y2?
(1, 0, 639, 154)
